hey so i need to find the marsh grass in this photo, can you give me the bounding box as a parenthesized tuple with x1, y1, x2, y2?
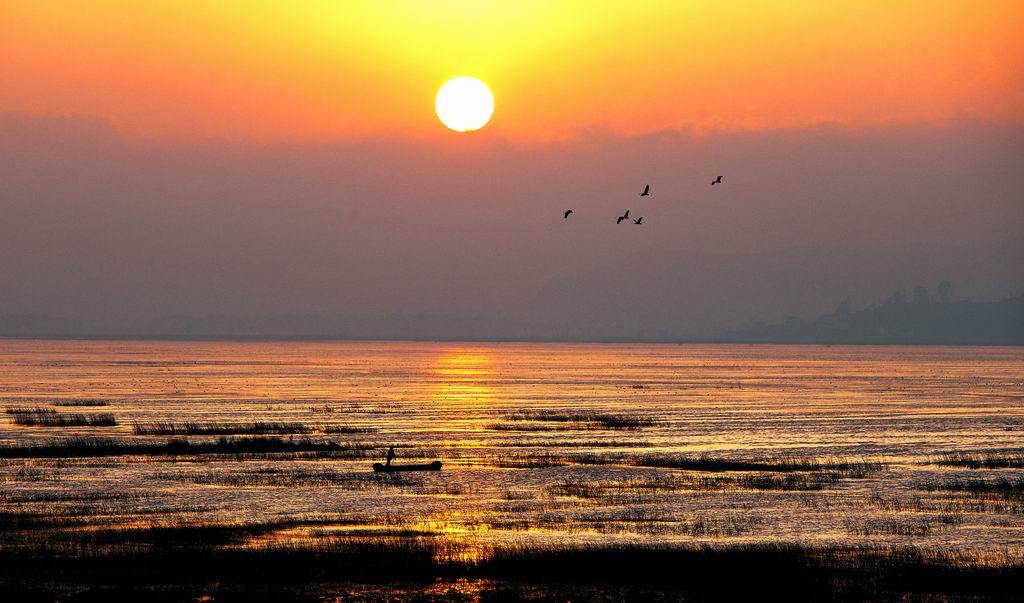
(934, 452, 1024, 469)
(155, 467, 425, 489)
(0, 465, 60, 482)
(2, 532, 1021, 600)
(846, 519, 934, 537)
(729, 471, 853, 490)
(472, 450, 884, 477)
(322, 425, 377, 434)
(0, 491, 146, 504)
(501, 410, 657, 429)
(585, 513, 758, 537)
(490, 454, 566, 468)
(845, 512, 966, 536)
(508, 508, 763, 537)
(502, 489, 539, 501)
(473, 542, 1024, 599)
(870, 492, 1024, 515)
(132, 421, 377, 436)
(7, 408, 117, 427)
(558, 451, 885, 476)
(625, 453, 884, 474)
(496, 439, 651, 448)
(0, 510, 97, 531)
(132, 421, 315, 435)
(486, 422, 569, 432)
(0, 436, 378, 458)
(921, 477, 1024, 496)
(546, 467, 870, 499)
(51, 400, 110, 407)
(313, 403, 403, 415)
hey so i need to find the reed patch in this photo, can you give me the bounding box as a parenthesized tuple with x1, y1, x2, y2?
(500, 410, 657, 430)
(6, 408, 117, 427)
(933, 452, 1024, 469)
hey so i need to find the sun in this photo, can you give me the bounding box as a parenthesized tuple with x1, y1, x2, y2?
(435, 77, 494, 132)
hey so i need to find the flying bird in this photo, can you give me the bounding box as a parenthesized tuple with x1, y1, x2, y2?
(711, 175, 723, 185)
(563, 209, 573, 219)
(633, 217, 643, 224)
(616, 210, 630, 224)
(640, 184, 650, 196)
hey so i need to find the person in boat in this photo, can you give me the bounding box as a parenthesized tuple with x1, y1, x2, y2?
(385, 446, 396, 467)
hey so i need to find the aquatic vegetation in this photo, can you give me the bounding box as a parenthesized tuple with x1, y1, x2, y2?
(563, 451, 885, 474)
(934, 452, 1024, 469)
(155, 467, 425, 489)
(133, 421, 316, 435)
(495, 439, 652, 448)
(0, 466, 57, 483)
(502, 489, 539, 501)
(6, 408, 117, 427)
(846, 518, 935, 537)
(548, 475, 660, 500)
(920, 477, 1024, 496)
(485, 422, 568, 432)
(5, 407, 56, 415)
(0, 436, 377, 458)
(322, 425, 377, 434)
(546, 468, 866, 498)
(474, 452, 566, 468)
(5, 528, 1021, 601)
(51, 400, 110, 407)
(501, 410, 657, 429)
(871, 491, 1024, 515)
(727, 471, 852, 490)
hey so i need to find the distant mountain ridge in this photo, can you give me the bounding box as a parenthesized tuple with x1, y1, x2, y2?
(727, 284, 1024, 345)
(2, 285, 1021, 345)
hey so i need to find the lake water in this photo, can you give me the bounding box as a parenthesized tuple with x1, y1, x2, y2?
(1, 340, 1023, 554)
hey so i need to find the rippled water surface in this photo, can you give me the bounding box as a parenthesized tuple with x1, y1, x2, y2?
(2, 340, 1023, 553)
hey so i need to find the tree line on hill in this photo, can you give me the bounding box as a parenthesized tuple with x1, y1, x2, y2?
(726, 282, 1024, 345)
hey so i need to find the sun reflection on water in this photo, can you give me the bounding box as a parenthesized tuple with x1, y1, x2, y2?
(430, 350, 499, 424)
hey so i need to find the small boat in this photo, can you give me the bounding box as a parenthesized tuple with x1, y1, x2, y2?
(373, 460, 442, 472)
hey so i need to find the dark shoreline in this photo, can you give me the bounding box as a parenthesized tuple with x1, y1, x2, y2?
(2, 537, 1023, 602)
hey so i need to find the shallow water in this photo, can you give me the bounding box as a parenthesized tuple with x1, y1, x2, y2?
(1, 340, 1023, 553)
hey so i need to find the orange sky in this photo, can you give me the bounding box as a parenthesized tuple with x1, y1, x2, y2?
(2, 1, 1022, 141)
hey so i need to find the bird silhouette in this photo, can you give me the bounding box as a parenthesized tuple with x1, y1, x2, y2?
(633, 217, 643, 224)
(711, 175, 723, 185)
(564, 209, 573, 219)
(616, 210, 630, 224)
(640, 184, 650, 196)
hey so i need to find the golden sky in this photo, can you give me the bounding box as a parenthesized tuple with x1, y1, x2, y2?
(2, 1, 1022, 141)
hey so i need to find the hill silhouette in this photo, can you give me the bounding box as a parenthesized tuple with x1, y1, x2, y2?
(728, 283, 1024, 345)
